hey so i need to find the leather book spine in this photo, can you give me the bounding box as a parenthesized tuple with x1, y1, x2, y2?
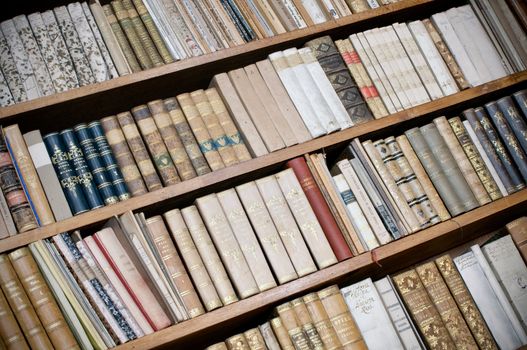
(244, 327, 267, 350)
(259, 321, 282, 350)
(226, 333, 251, 350)
(303, 292, 341, 350)
(291, 297, 325, 349)
(206, 342, 228, 350)
(506, 217, 527, 264)
(270, 317, 295, 350)
(0, 284, 29, 349)
(346, 0, 369, 13)
(276, 302, 311, 350)
(513, 89, 527, 121)
(497, 96, 527, 154)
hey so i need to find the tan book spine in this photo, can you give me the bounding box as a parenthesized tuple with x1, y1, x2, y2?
(101, 115, 148, 196)
(276, 302, 311, 350)
(205, 87, 252, 162)
(393, 269, 456, 350)
(434, 116, 491, 206)
(232, 0, 266, 39)
(256, 175, 317, 277)
(164, 208, 222, 312)
(416, 261, 478, 349)
(204, 0, 244, 46)
(0, 284, 29, 349)
(226, 333, 251, 350)
(259, 321, 282, 350)
(268, 0, 298, 31)
(435, 255, 498, 350)
(291, 297, 324, 349)
(131, 104, 180, 186)
(303, 292, 342, 350)
(396, 135, 451, 221)
(4, 125, 54, 226)
(255, 0, 287, 34)
(0, 254, 52, 350)
(317, 285, 367, 349)
(217, 188, 277, 292)
(345, 0, 369, 13)
(145, 216, 205, 318)
(9, 248, 79, 350)
(148, 100, 197, 181)
(111, 0, 153, 69)
(206, 342, 229, 350)
(244, 327, 267, 350)
(177, 93, 226, 171)
(181, 205, 238, 305)
(507, 217, 527, 264)
(270, 317, 295, 350)
(235, 181, 298, 284)
(117, 111, 163, 191)
(290, 0, 315, 26)
(196, 194, 259, 299)
(448, 116, 502, 201)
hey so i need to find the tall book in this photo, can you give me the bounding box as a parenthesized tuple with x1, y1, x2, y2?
(0, 284, 29, 349)
(302, 292, 341, 349)
(275, 302, 312, 350)
(270, 317, 295, 350)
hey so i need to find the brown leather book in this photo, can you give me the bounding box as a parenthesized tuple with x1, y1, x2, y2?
(244, 327, 267, 350)
(303, 292, 342, 350)
(0, 271, 29, 349)
(291, 297, 324, 349)
(276, 302, 311, 350)
(270, 317, 295, 350)
(506, 216, 527, 264)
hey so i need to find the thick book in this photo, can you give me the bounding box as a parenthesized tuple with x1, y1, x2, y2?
(275, 302, 312, 350)
(291, 298, 324, 348)
(507, 217, 527, 263)
(270, 317, 295, 350)
(259, 321, 282, 350)
(244, 327, 267, 350)
(302, 292, 341, 349)
(0, 279, 29, 349)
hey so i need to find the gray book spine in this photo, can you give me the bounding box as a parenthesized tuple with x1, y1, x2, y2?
(0, 188, 17, 236)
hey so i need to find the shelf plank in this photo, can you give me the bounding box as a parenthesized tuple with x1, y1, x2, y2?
(118, 189, 527, 349)
(0, 71, 526, 254)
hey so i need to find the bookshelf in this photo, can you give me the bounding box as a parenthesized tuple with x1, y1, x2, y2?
(1, 0, 527, 349)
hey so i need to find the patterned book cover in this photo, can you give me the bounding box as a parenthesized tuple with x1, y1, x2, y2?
(0, 69, 13, 106)
(0, 28, 27, 102)
(244, 327, 267, 350)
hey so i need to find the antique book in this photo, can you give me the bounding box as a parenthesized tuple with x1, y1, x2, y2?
(256, 175, 317, 277)
(270, 317, 295, 350)
(303, 292, 341, 349)
(23, 130, 73, 221)
(416, 261, 478, 349)
(259, 321, 281, 350)
(236, 181, 298, 284)
(346, 0, 369, 13)
(434, 116, 491, 206)
(251, 0, 286, 35)
(0, 283, 29, 349)
(164, 208, 222, 312)
(393, 269, 455, 349)
(454, 251, 524, 349)
(148, 100, 196, 181)
(131, 104, 180, 185)
(196, 193, 259, 299)
(268, 0, 298, 31)
(291, 298, 324, 349)
(0, 200, 9, 239)
(217, 188, 277, 292)
(4, 125, 55, 226)
(497, 96, 527, 155)
(341, 278, 403, 349)
(374, 277, 426, 350)
(448, 116, 502, 201)
(276, 302, 311, 350)
(0, 187, 16, 236)
(0, 28, 27, 102)
(507, 217, 527, 263)
(244, 327, 267, 350)
(225, 333, 250, 350)
(177, 92, 226, 171)
(513, 90, 527, 122)
(206, 342, 228, 350)
(205, 0, 245, 47)
(191, 89, 239, 167)
(317, 285, 367, 349)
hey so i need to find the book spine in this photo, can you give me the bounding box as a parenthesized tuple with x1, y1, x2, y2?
(291, 298, 325, 349)
(9, 248, 79, 350)
(0, 281, 29, 349)
(219, 0, 252, 42)
(60, 129, 104, 210)
(148, 100, 196, 181)
(498, 96, 527, 155)
(259, 321, 282, 350)
(506, 217, 527, 265)
(164, 208, 222, 311)
(303, 292, 341, 349)
(74, 123, 119, 205)
(275, 302, 311, 350)
(206, 342, 228, 350)
(0, 28, 27, 102)
(0, 189, 17, 236)
(513, 90, 527, 122)
(244, 327, 267, 349)
(270, 317, 295, 350)
(226, 334, 251, 349)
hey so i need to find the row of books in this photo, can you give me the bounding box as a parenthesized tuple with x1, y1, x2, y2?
(205, 217, 527, 350)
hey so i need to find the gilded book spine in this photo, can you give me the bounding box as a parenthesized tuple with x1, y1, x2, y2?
(497, 96, 527, 154)
(131, 105, 180, 186)
(276, 302, 311, 350)
(303, 292, 342, 350)
(291, 298, 325, 349)
(148, 100, 196, 181)
(0, 285, 29, 349)
(244, 327, 267, 350)
(513, 90, 527, 123)
(226, 334, 251, 349)
(449, 117, 502, 201)
(270, 317, 295, 350)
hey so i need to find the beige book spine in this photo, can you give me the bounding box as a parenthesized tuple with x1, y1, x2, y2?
(317, 285, 367, 349)
(235, 181, 298, 284)
(0, 284, 29, 349)
(290, 0, 314, 26)
(268, 0, 298, 31)
(276, 302, 311, 350)
(291, 298, 325, 349)
(275, 168, 337, 269)
(177, 92, 226, 171)
(434, 116, 491, 206)
(396, 135, 451, 221)
(148, 99, 197, 181)
(507, 217, 527, 264)
(206, 342, 229, 350)
(259, 321, 282, 350)
(205, 88, 252, 162)
(303, 292, 342, 350)
(256, 175, 317, 277)
(181, 205, 238, 305)
(196, 194, 259, 299)
(232, 0, 265, 39)
(4, 125, 55, 226)
(206, 0, 245, 46)
(270, 317, 295, 350)
(217, 188, 277, 292)
(244, 327, 267, 350)
(226, 333, 251, 350)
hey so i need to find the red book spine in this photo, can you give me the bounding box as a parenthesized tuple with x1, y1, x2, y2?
(286, 157, 353, 261)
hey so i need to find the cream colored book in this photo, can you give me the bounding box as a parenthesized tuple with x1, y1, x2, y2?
(143, 0, 186, 59)
(300, 0, 328, 24)
(207, 0, 245, 46)
(319, 0, 339, 19)
(282, 0, 308, 28)
(256, 0, 287, 34)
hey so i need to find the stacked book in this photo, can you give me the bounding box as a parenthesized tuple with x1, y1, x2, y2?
(205, 216, 527, 350)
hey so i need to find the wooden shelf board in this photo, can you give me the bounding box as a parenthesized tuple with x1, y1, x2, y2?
(118, 189, 527, 349)
(1, 71, 526, 253)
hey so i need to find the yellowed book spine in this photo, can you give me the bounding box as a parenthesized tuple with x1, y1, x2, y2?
(270, 317, 295, 350)
(244, 327, 267, 350)
(291, 297, 325, 349)
(303, 292, 342, 350)
(226, 333, 251, 350)
(276, 302, 311, 350)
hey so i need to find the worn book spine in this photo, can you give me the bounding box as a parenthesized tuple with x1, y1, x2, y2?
(507, 217, 527, 264)
(9, 248, 79, 350)
(513, 90, 527, 121)
(225, 333, 251, 349)
(0, 28, 27, 102)
(303, 292, 341, 350)
(206, 342, 228, 350)
(259, 321, 281, 350)
(0, 284, 29, 349)
(435, 255, 498, 350)
(177, 93, 226, 171)
(497, 96, 527, 154)
(291, 298, 325, 349)
(393, 269, 456, 349)
(60, 129, 104, 210)
(235, 181, 298, 284)
(270, 317, 295, 350)
(244, 327, 267, 350)
(317, 285, 367, 349)
(416, 261, 478, 349)
(0, 190, 14, 237)
(276, 302, 311, 350)
(4, 125, 55, 226)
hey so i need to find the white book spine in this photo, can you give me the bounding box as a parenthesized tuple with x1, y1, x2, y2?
(300, 0, 327, 24)
(320, 0, 339, 19)
(298, 47, 352, 129)
(342, 278, 403, 350)
(0, 19, 41, 99)
(144, 0, 185, 59)
(366, 0, 380, 8)
(408, 20, 459, 96)
(0, 29, 27, 102)
(269, 51, 326, 138)
(0, 68, 14, 106)
(82, 2, 119, 79)
(282, 0, 307, 28)
(41, 10, 79, 89)
(454, 251, 524, 350)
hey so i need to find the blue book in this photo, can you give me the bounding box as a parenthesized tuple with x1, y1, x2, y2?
(60, 129, 104, 210)
(88, 121, 131, 201)
(42, 132, 90, 215)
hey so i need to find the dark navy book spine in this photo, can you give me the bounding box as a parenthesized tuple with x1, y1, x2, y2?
(497, 96, 527, 155)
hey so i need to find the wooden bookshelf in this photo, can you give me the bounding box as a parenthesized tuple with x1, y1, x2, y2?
(1, 71, 525, 254)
